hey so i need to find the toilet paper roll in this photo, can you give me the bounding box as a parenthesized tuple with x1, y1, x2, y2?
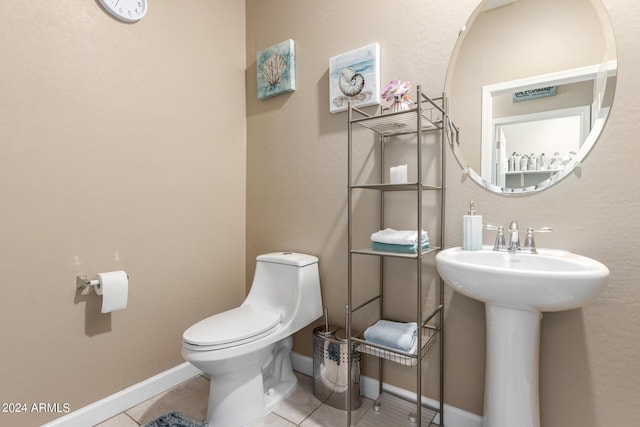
(95, 270, 128, 313)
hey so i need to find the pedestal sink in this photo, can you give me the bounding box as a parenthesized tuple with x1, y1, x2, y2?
(435, 247, 609, 427)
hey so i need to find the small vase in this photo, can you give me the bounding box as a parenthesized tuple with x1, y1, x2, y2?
(389, 95, 410, 113)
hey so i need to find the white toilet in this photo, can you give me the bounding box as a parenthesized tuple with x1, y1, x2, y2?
(182, 252, 323, 427)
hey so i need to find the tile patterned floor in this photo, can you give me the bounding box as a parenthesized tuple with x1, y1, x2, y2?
(95, 372, 374, 427)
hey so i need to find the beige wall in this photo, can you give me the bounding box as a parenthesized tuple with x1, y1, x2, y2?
(246, 1, 640, 426)
(0, 1, 246, 426)
(1, 1, 637, 426)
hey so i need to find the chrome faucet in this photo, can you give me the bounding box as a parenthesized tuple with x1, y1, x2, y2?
(486, 221, 552, 254)
(508, 220, 520, 252)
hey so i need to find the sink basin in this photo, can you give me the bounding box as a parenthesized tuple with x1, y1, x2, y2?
(435, 247, 609, 427)
(435, 247, 609, 311)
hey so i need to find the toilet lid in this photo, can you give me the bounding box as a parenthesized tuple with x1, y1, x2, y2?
(183, 305, 281, 347)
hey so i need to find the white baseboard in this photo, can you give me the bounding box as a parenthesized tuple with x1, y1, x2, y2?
(291, 352, 482, 427)
(45, 353, 481, 427)
(41, 363, 202, 427)
(290, 350, 315, 376)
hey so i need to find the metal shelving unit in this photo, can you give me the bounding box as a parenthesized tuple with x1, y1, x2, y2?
(346, 87, 449, 426)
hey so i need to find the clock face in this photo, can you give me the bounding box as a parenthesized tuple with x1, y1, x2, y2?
(98, 0, 147, 22)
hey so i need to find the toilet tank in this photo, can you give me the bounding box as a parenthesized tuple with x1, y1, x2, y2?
(243, 252, 323, 334)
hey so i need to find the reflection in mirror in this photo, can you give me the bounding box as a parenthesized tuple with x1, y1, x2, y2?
(445, 0, 617, 194)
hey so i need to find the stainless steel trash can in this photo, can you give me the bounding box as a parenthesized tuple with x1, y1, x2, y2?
(313, 325, 361, 410)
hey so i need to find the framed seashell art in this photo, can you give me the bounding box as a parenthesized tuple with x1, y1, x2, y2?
(329, 43, 380, 113)
(257, 39, 296, 100)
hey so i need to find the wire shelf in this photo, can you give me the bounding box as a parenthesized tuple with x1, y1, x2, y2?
(355, 392, 439, 427)
(355, 328, 437, 367)
(350, 93, 445, 137)
(346, 87, 446, 427)
(351, 109, 443, 137)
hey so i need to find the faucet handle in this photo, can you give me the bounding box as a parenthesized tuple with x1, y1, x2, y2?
(521, 227, 553, 254)
(484, 224, 508, 251)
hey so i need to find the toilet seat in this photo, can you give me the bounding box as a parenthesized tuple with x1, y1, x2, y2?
(183, 305, 281, 350)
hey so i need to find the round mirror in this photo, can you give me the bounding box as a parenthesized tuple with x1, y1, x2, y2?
(445, 0, 617, 195)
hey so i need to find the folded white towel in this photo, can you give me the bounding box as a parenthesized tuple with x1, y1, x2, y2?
(363, 320, 418, 352)
(370, 228, 428, 245)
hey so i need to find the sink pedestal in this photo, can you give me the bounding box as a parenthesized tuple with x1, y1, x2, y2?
(484, 304, 541, 427)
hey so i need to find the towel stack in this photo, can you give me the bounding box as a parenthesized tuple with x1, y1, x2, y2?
(370, 228, 429, 254)
(363, 320, 418, 353)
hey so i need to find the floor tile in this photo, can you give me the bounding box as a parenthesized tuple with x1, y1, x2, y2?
(272, 372, 323, 425)
(125, 374, 209, 425)
(95, 412, 140, 427)
(104, 371, 383, 427)
(300, 398, 373, 427)
(245, 412, 297, 427)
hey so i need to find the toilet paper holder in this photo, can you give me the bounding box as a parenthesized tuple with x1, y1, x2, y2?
(76, 274, 129, 291)
(76, 275, 101, 291)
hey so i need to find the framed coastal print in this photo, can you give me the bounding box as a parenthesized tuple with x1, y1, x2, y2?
(257, 39, 295, 100)
(329, 43, 380, 113)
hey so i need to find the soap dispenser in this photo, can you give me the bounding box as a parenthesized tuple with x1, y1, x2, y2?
(463, 201, 483, 251)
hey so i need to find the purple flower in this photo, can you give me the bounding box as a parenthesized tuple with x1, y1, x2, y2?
(381, 79, 411, 101)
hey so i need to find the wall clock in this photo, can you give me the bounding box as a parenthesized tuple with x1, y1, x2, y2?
(98, 0, 147, 23)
